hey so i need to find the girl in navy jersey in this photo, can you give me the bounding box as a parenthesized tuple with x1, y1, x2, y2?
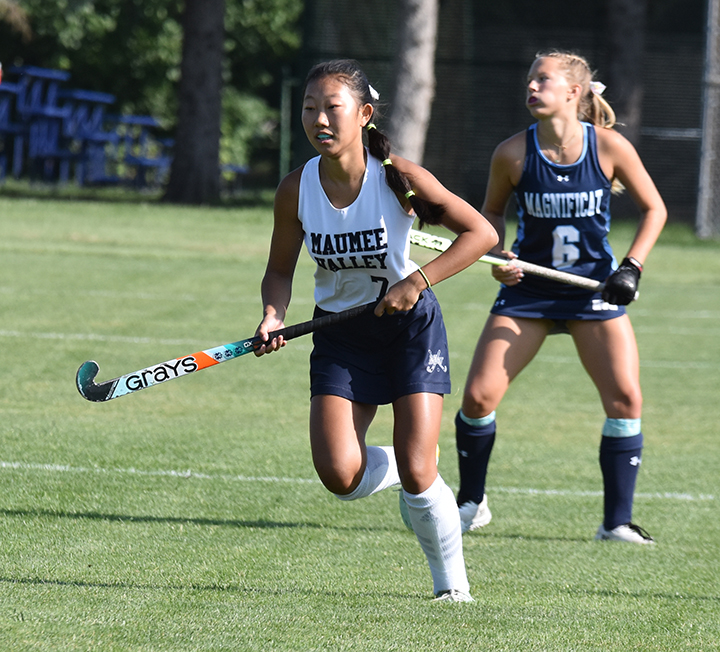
(455, 51, 666, 544)
(254, 59, 497, 601)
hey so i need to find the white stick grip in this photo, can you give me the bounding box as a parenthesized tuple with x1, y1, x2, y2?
(409, 230, 605, 292)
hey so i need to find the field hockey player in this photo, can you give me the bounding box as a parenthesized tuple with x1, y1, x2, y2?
(254, 59, 497, 602)
(454, 50, 666, 545)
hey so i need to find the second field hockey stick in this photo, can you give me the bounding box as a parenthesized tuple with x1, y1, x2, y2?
(76, 302, 373, 403)
(409, 229, 606, 292)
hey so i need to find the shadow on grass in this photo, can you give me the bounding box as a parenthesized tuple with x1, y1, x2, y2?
(2, 508, 604, 542)
(0, 506, 404, 533)
(1, 574, 715, 604)
(1, 506, 323, 530)
(464, 531, 590, 544)
(0, 574, 423, 601)
(567, 587, 720, 604)
(0, 509, 433, 600)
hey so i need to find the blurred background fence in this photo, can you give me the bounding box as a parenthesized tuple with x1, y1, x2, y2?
(294, 0, 710, 228)
(1, 0, 718, 235)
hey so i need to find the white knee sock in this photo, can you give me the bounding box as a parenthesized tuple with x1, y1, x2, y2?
(334, 446, 401, 501)
(402, 474, 470, 595)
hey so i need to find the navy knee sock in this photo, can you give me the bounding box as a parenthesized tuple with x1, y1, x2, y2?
(455, 410, 496, 506)
(599, 433, 643, 529)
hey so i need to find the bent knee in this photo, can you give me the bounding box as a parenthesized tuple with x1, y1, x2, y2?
(462, 388, 501, 419)
(396, 456, 437, 495)
(606, 387, 643, 419)
(314, 460, 361, 496)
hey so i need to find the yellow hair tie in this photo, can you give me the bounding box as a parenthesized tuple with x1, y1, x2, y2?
(366, 123, 376, 131)
(382, 158, 392, 167)
(417, 267, 432, 289)
(404, 190, 416, 199)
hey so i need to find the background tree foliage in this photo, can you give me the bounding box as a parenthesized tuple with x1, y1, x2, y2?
(0, 0, 302, 177)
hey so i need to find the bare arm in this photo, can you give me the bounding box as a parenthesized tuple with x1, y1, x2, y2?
(479, 133, 526, 285)
(376, 156, 499, 315)
(597, 127, 667, 266)
(255, 168, 305, 354)
(405, 159, 499, 284)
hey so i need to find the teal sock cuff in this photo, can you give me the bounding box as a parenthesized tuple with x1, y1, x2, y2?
(602, 418, 642, 438)
(459, 410, 496, 428)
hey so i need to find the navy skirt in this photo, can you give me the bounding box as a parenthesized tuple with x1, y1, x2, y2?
(310, 290, 451, 404)
(491, 283, 626, 323)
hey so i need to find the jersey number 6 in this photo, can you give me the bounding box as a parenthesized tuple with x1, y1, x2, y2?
(552, 225, 580, 268)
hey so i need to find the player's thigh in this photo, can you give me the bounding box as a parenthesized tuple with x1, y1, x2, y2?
(309, 395, 377, 487)
(568, 316, 642, 417)
(462, 314, 551, 413)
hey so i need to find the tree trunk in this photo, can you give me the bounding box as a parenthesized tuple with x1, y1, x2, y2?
(606, 0, 648, 145)
(386, 0, 439, 164)
(163, 0, 225, 204)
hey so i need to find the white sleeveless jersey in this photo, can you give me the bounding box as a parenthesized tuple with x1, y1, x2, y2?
(298, 153, 418, 312)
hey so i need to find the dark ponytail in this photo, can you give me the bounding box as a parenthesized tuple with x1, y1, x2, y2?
(365, 123, 445, 229)
(303, 59, 445, 229)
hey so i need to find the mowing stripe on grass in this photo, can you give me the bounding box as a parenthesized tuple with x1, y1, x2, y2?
(1, 460, 714, 501)
(537, 354, 716, 369)
(2, 285, 720, 319)
(0, 285, 315, 306)
(0, 330, 716, 368)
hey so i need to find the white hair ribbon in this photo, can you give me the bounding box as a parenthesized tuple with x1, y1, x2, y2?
(589, 81, 606, 96)
(368, 84, 380, 101)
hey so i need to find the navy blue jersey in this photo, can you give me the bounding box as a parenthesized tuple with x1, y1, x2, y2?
(511, 122, 616, 298)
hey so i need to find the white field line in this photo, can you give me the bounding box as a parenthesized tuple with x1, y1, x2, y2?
(0, 329, 202, 347)
(0, 460, 714, 502)
(0, 460, 317, 485)
(0, 329, 715, 369)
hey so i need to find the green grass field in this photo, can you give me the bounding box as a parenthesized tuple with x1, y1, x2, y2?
(1, 196, 718, 651)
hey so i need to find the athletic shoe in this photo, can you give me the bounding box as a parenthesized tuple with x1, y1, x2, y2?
(398, 444, 441, 531)
(458, 494, 492, 533)
(433, 589, 474, 603)
(595, 522, 655, 545)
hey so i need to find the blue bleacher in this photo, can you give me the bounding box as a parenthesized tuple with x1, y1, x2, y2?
(9, 66, 74, 182)
(106, 114, 174, 188)
(0, 76, 27, 179)
(0, 64, 248, 190)
(0, 65, 173, 187)
(59, 88, 119, 185)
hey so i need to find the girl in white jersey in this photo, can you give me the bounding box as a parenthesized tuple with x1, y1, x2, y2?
(455, 51, 666, 545)
(254, 59, 497, 602)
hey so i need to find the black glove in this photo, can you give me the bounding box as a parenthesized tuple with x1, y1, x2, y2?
(602, 257, 642, 306)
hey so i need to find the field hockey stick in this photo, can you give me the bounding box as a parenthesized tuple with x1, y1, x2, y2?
(76, 303, 373, 403)
(409, 229, 605, 292)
